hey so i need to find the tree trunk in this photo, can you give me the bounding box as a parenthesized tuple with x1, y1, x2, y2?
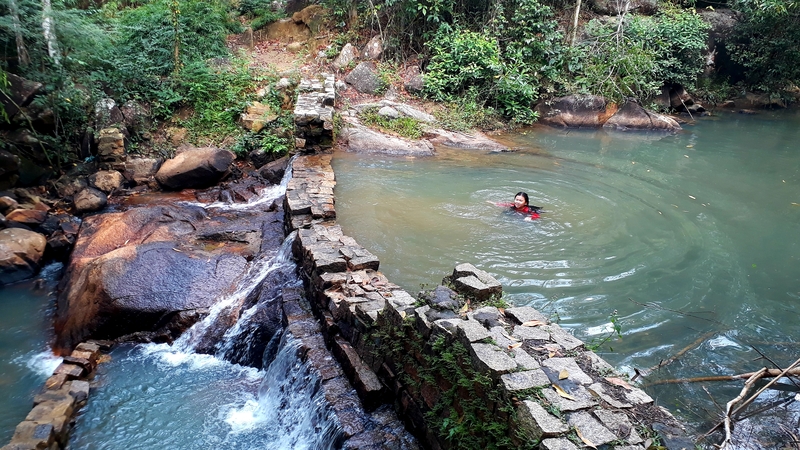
(571, 0, 582, 46)
(9, 0, 30, 66)
(41, 0, 61, 66)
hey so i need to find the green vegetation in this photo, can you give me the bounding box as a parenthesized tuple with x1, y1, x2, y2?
(359, 106, 425, 139)
(1, 0, 288, 171)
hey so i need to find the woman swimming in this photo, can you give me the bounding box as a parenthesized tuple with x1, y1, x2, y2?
(488, 192, 542, 221)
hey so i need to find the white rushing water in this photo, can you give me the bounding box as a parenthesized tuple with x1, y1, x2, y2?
(69, 155, 342, 449)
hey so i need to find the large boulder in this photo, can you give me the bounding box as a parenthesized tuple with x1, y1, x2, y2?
(0, 228, 47, 284)
(120, 100, 152, 137)
(345, 62, 382, 95)
(603, 100, 682, 131)
(0, 73, 43, 120)
(341, 122, 434, 156)
(535, 95, 617, 128)
(155, 147, 235, 190)
(52, 203, 260, 352)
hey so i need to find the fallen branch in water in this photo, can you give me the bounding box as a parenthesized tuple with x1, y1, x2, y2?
(701, 357, 800, 449)
(634, 330, 719, 381)
(644, 367, 800, 386)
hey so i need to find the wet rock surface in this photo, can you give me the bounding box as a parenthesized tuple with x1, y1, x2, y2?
(54, 179, 283, 353)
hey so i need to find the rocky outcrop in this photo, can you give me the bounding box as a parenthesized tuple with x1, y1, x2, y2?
(155, 147, 235, 190)
(603, 100, 682, 131)
(426, 128, 511, 152)
(0, 228, 47, 284)
(0, 73, 43, 120)
(341, 121, 435, 156)
(536, 95, 681, 131)
(535, 95, 617, 128)
(52, 198, 281, 353)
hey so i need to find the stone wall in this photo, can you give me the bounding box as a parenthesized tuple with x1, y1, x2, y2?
(283, 152, 689, 450)
(2, 341, 109, 450)
(294, 74, 335, 150)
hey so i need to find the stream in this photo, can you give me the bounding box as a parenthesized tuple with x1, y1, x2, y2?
(333, 110, 800, 447)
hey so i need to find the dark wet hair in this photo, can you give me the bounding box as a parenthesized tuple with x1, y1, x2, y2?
(514, 191, 543, 212)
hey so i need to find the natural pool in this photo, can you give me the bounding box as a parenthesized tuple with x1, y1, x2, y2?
(333, 111, 800, 446)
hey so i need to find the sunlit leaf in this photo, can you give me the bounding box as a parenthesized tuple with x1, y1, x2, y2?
(605, 377, 633, 390)
(508, 342, 523, 349)
(522, 320, 545, 327)
(576, 428, 597, 449)
(553, 384, 575, 400)
(558, 369, 569, 380)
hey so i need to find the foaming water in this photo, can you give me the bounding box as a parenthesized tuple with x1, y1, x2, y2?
(69, 334, 339, 450)
(0, 263, 62, 442)
(333, 111, 800, 442)
(173, 231, 297, 354)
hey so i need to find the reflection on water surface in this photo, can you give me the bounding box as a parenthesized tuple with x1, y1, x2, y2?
(333, 111, 800, 446)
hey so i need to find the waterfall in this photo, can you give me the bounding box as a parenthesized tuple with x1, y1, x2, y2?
(172, 231, 297, 355)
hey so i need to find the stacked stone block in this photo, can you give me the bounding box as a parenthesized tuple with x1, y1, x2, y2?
(3, 342, 109, 450)
(283, 154, 686, 448)
(294, 74, 335, 150)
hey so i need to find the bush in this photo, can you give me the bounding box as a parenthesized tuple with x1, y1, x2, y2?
(728, 1, 800, 92)
(571, 8, 709, 102)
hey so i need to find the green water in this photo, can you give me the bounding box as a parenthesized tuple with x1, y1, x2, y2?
(333, 111, 800, 443)
(0, 265, 62, 443)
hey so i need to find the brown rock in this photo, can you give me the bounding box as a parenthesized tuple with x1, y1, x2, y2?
(73, 188, 108, 213)
(603, 100, 682, 131)
(88, 170, 124, 193)
(53, 204, 251, 352)
(535, 95, 616, 128)
(5, 209, 47, 226)
(0, 196, 19, 213)
(0, 228, 46, 284)
(155, 147, 235, 190)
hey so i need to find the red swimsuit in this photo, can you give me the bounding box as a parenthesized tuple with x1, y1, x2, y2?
(497, 203, 541, 220)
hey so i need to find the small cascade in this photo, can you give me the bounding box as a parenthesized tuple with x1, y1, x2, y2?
(172, 231, 297, 358)
(224, 332, 342, 449)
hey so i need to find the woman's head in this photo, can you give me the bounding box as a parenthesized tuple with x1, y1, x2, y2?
(514, 192, 529, 208)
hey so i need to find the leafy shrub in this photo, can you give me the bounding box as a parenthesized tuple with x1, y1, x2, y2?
(572, 8, 709, 102)
(423, 24, 503, 101)
(727, 1, 800, 92)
